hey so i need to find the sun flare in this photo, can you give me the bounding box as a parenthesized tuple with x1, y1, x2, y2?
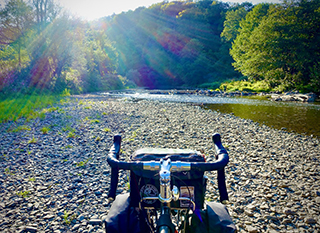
(57, 0, 162, 20)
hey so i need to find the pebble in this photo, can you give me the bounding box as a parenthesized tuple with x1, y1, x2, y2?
(304, 217, 317, 224)
(246, 225, 258, 233)
(88, 219, 102, 225)
(25, 226, 37, 232)
(284, 208, 296, 215)
(43, 214, 55, 220)
(0, 94, 319, 232)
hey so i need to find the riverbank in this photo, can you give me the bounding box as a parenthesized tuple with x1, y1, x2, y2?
(0, 94, 319, 232)
(147, 89, 319, 102)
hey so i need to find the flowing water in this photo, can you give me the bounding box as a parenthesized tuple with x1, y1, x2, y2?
(103, 91, 320, 137)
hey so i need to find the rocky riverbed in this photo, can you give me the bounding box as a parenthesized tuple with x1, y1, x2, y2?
(0, 94, 319, 233)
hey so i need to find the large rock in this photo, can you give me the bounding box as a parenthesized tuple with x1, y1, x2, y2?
(270, 92, 317, 102)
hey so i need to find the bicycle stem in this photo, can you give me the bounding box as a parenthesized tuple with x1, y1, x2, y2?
(147, 158, 196, 210)
(140, 157, 197, 211)
(159, 159, 172, 203)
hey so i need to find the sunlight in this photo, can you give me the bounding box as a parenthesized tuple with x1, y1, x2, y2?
(111, 8, 187, 87)
(57, 0, 164, 20)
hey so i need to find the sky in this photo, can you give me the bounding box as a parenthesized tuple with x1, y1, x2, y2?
(0, 0, 282, 21)
(57, 0, 282, 20)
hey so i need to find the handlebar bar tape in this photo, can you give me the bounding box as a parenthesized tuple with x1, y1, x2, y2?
(213, 133, 229, 202)
(107, 135, 121, 200)
(107, 135, 144, 200)
(217, 168, 228, 202)
(189, 134, 229, 172)
(107, 133, 229, 202)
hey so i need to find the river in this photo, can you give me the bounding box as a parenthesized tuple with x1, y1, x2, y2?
(103, 91, 320, 138)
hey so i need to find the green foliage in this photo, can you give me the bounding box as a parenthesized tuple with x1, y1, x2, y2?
(67, 131, 76, 138)
(28, 136, 38, 144)
(42, 106, 58, 113)
(2, 0, 318, 94)
(8, 125, 31, 133)
(62, 89, 71, 97)
(103, 127, 111, 132)
(17, 190, 31, 198)
(221, 5, 251, 42)
(229, 1, 320, 93)
(125, 129, 140, 141)
(63, 211, 71, 225)
(0, 0, 33, 76)
(107, 0, 240, 88)
(41, 127, 50, 134)
(76, 158, 91, 167)
(38, 112, 46, 120)
(198, 81, 223, 90)
(230, 3, 272, 79)
(62, 125, 75, 133)
(5, 167, 14, 175)
(0, 154, 6, 162)
(0, 94, 60, 123)
(28, 177, 36, 182)
(1, 0, 121, 95)
(220, 80, 271, 92)
(90, 119, 100, 124)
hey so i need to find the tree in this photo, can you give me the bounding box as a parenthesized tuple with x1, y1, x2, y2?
(221, 6, 248, 42)
(230, 3, 274, 80)
(26, 15, 76, 90)
(230, 0, 320, 92)
(0, 0, 33, 70)
(31, 0, 61, 32)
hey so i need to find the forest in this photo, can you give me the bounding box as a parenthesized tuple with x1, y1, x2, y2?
(1, 0, 320, 98)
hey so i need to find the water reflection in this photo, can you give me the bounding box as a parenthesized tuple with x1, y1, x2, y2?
(204, 103, 320, 137)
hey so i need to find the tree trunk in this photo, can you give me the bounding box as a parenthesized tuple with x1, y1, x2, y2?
(18, 40, 21, 72)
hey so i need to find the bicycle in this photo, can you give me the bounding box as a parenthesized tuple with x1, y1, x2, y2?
(105, 133, 236, 233)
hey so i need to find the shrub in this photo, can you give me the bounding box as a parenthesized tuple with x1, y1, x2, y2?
(220, 80, 271, 93)
(41, 127, 50, 134)
(67, 131, 76, 138)
(8, 125, 31, 133)
(28, 136, 38, 144)
(90, 119, 100, 124)
(17, 190, 31, 198)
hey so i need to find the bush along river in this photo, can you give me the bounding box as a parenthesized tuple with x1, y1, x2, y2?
(105, 90, 320, 138)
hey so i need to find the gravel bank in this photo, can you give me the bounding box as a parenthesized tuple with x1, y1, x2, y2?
(0, 94, 319, 233)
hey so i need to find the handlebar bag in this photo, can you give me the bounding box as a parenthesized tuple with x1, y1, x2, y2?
(129, 148, 207, 209)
